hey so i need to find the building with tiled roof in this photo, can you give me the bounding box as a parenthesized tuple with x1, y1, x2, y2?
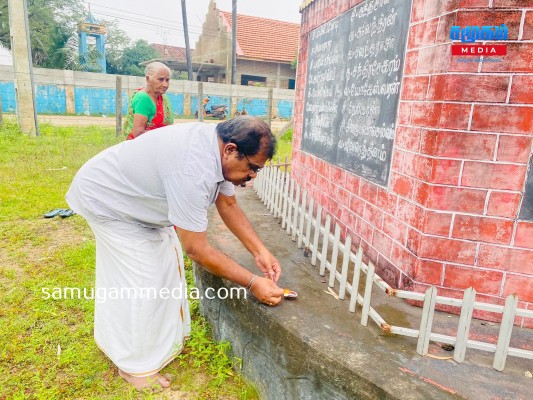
(193, 0, 300, 88)
(149, 44, 193, 61)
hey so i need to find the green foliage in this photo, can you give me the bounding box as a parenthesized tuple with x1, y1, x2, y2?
(274, 128, 293, 163)
(103, 20, 132, 75)
(0, 0, 86, 67)
(117, 39, 159, 76)
(290, 58, 297, 70)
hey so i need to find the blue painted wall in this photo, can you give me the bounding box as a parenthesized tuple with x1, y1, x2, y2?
(166, 93, 185, 115)
(276, 100, 293, 119)
(0, 81, 294, 119)
(75, 87, 117, 115)
(0, 82, 16, 112)
(237, 98, 269, 116)
(35, 85, 66, 113)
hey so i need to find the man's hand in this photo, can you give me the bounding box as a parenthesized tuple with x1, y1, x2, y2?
(250, 276, 284, 306)
(254, 249, 282, 283)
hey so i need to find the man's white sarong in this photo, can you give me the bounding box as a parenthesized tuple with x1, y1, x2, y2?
(89, 221, 191, 376)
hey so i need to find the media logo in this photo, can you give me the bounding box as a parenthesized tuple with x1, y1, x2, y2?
(450, 24, 508, 56)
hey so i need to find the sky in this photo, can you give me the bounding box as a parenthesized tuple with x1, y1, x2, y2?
(0, 0, 303, 64)
(85, 0, 303, 49)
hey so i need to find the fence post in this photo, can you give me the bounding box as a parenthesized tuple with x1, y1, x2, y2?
(291, 184, 300, 242)
(493, 294, 518, 371)
(338, 235, 352, 299)
(304, 197, 314, 252)
(349, 247, 364, 312)
(311, 205, 322, 266)
(319, 214, 331, 276)
(267, 88, 273, 128)
(198, 82, 204, 122)
(361, 261, 375, 326)
(417, 286, 437, 355)
(115, 76, 122, 136)
(453, 287, 476, 363)
(281, 172, 291, 229)
(328, 223, 341, 287)
(286, 178, 295, 234)
(297, 190, 307, 248)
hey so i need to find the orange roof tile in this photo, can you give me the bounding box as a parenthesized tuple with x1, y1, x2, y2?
(219, 11, 300, 63)
(149, 44, 194, 61)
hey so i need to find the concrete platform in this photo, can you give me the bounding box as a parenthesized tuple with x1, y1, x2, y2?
(195, 185, 532, 400)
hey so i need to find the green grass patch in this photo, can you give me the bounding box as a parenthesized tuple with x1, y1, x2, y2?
(271, 128, 292, 170)
(0, 121, 258, 399)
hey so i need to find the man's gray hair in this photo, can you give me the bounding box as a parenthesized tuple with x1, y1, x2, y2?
(216, 116, 277, 159)
(144, 61, 171, 78)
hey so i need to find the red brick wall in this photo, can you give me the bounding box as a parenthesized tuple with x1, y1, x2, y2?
(293, 0, 533, 326)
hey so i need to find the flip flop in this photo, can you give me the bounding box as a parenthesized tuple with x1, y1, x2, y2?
(58, 209, 75, 218)
(43, 208, 67, 218)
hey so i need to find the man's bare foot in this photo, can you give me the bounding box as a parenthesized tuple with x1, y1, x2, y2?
(118, 369, 171, 392)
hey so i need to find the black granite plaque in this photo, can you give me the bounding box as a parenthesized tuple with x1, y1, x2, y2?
(302, 0, 413, 186)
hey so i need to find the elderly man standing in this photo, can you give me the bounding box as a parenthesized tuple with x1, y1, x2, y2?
(66, 116, 284, 391)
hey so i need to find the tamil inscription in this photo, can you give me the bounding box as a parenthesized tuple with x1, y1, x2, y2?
(302, 0, 413, 186)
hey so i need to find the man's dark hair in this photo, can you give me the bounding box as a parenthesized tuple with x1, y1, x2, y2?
(216, 116, 277, 159)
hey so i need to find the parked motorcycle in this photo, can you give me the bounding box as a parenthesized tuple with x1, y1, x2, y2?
(195, 96, 227, 119)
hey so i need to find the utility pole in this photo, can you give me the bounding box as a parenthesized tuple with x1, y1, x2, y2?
(8, 0, 39, 136)
(181, 0, 194, 81)
(231, 0, 237, 84)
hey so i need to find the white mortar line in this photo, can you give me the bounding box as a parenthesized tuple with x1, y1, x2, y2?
(399, 99, 533, 107)
(519, 10, 526, 41)
(483, 190, 491, 215)
(494, 134, 500, 162)
(449, 213, 455, 237)
(499, 272, 506, 298)
(505, 75, 513, 104)
(467, 103, 475, 131)
(510, 220, 518, 247)
(474, 242, 481, 267)
(403, 71, 533, 77)
(458, 160, 465, 187)
(478, 54, 484, 73)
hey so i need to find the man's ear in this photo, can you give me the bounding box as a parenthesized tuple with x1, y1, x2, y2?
(223, 143, 238, 155)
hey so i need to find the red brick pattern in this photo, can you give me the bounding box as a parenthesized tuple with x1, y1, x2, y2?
(294, 0, 533, 318)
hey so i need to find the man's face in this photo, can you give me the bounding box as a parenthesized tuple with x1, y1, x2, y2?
(221, 143, 268, 186)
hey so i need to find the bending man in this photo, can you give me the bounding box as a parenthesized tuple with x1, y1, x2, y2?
(66, 116, 284, 391)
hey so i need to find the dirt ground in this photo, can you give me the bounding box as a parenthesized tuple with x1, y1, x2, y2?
(31, 114, 290, 134)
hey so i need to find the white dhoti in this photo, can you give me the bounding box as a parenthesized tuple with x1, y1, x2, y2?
(88, 220, 191, 376)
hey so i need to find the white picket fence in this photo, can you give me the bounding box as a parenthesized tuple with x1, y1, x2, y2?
(253, 165, 533, 371)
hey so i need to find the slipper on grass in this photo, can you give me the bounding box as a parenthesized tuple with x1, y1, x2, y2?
(58, 209, 75, 218)
(43, 208, 67, 218)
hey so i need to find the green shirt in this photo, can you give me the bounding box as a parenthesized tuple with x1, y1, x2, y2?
(122, 90, 174, 137)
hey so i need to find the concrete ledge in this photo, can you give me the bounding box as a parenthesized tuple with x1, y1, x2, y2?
(195, 187, 530, 400)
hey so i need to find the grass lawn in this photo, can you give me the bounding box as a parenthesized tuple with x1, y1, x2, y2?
(0, 121, 259, 399)
(272, 129, 293, 167)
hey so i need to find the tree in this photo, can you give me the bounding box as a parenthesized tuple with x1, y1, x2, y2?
(118, 40, 158, 76)
(0, 0, 85, 67)
(1, 0, 157, 76)
(103, 19, 130, 75)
